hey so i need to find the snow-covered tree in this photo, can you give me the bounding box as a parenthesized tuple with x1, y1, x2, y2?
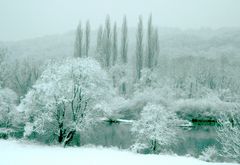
(0, 49, 10, 88)
(96, 25, 103, 52)
(112, 22, 118, 66)
(217, 112, 240, 162)
(136, 16, 144, 80)
(153, 28, 159, 67)
(109, 64, 130, 94)
(118, 16, 128, 95)
(131, 103, 183, 154)
(19, 58, 115, 146)
(95, 25, 104, 66)
(146, 14, 154, 69)
(120, 15, 128, 64)
(199, 146, 219, 162)
(85, 20, 90, 57)
(103, 15, 112, 68)
(12, 59, 40, 97)
(74, 22, 83, 58)
(0, 88, 18, 128)
(137, 68, 159, 89)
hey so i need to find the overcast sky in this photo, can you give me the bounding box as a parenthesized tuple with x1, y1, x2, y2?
(0, 0, 240, 41)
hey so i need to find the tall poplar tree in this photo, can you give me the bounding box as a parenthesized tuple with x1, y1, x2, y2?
(112, 22, 118, 66)
(153, 28, 159, 67)
(74, 22, 83, 58)
(120, 16, 128, 64)
(103, 15, 111, 68)
(85, 20, 90, 57)
(146, 14, 154, 69)
(136, 16, 144, 80)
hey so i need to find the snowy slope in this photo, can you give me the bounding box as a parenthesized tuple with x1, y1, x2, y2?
(2, 28, 240, 62)
(0, 140, 237, 165)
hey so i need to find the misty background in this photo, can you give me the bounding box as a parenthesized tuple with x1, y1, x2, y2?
(1, 0, 240, 41)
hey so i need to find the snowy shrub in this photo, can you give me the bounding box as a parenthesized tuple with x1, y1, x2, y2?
(0, 49, 10, 87)
(173, 96, 237, 121)
(130, 143, 148, 153)
(94, 96, 127, 120)
(118, 86, 175, 120)
(0, 87, 25, 139)
(133, 85, 175, 105)
(136, 68, 159, 90)
(217, 113, 240, 163)
(109, 64, 133, 96)
(131, 103, 184, 154)
(199, 146, 219, 162)
(0, 88, 18, 128)
(19, 58, 116, 146)
(23, 122, 34, 137)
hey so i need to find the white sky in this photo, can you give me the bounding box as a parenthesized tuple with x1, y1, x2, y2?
(0, 0, 240, 41)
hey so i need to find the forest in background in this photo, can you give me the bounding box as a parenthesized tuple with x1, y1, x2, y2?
(1, 15, 240, 163)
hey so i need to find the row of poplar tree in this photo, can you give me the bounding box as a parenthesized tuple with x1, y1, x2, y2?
(74, 15, 160, 81)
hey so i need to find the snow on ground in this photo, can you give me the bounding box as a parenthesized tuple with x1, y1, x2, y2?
(0, 140, 237, 165)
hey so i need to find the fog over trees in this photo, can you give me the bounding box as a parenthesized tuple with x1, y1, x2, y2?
(1, 14, 240, 163)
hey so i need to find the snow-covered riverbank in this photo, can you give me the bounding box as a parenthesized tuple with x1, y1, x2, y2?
(0, 140, 238, 165)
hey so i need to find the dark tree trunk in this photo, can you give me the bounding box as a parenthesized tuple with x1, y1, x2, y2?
(58, 122, 65, 143)
(63, 130, 76, 147)
(151, 139, 157, 154)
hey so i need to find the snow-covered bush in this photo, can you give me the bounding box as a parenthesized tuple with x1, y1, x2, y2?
(117, 85, 176, 120)
(0, 87, 24, 139)
(11, 59, 41, 97)
(131, 103, 184, 154)
(0, 88, 18, 128)
(217, 113, 240, 163)
(109, 64, 133, 96)
(19, 58, 116, 146)
(199, 146, 219, 162)
(0, 49, 10, 88)
(173, 96, 237, 121)
(136, 68, 159, 90)
(130, 142, 148, 153)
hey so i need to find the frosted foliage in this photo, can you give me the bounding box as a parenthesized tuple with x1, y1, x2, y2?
(19, 58, 115, 144)
(21, 58, 113, 112)
(199, 146, 218, 162)
(174, 97, 237, 120)
(0, 50, 9, 87)
(39, 58, 113, 100)
(0, 88, 17, 127)
(24, 122, 33, 137)
(109, 64, 131, 95)
(132, 103, 183, 152)
(217, 117, 240, 162)
(136, 68, 160, 90)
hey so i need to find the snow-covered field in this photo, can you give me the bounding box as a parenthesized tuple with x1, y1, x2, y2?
(0, 140, 237, 165)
